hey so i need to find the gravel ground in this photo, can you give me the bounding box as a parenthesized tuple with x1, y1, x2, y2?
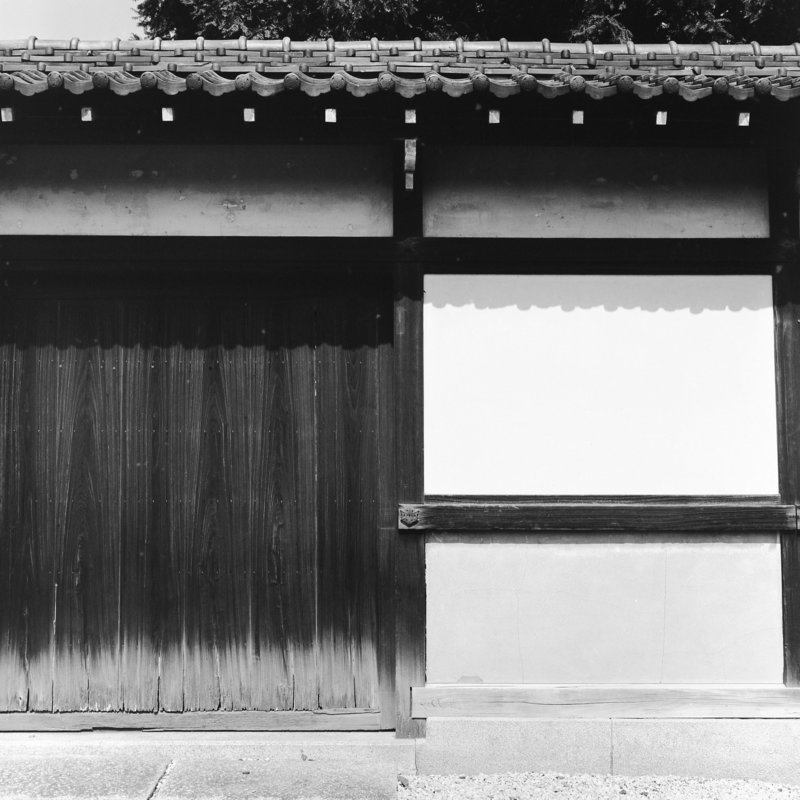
(398, 773, 800, 800)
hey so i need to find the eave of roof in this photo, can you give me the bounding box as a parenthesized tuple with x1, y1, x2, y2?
(1, 37, 800, 101)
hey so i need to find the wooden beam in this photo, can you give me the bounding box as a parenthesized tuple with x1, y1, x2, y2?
(398, 502, 796, 534)
(0, 710, 381, 732)
(0, 236, 786, 272)
(393, 137, 426, 739)
(0, 91, 779, 152)
(412, 684, 800, 720)
(770, 120, 800, 686)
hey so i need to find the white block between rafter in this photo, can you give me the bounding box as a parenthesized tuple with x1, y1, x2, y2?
(404, 138, 417, 192)
(656, 111, 668, 126)
(405, 109, 417, 124)
(488, 109, 500, 124)
(325, 108, 337, 123)
(243, 108, 255, 123)
(80, 107, 93, 122)
(572, 110, 584, 125)
(162, 107, 174, 122)
(739, 112, 751, 127)
(0, 108, 13, 123)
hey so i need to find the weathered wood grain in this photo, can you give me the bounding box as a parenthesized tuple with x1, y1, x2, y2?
(412, 684, 800, 720)
(0, 317, 26, 712)
(316, 307, 353, 710)
(20, 311, 54, 711)
(393, 260, 426, 739)
(347, 305, 381, 712)
(244, 309, 294, 712)
(117, 308, 159, 712)
(258, 303, 317, 711)
(376, 296, 397, 730)
(316, 299, 382, 711)
(0, 276, 389, 719)
(399, 502, 797, 533)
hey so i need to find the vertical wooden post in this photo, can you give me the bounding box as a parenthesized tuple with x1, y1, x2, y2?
(770, 124, 800, 685)
(393, 136, 426, 737)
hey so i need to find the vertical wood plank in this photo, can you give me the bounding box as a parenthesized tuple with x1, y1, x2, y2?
(156, 306, 206, 711)
(771, 128, 800, 685)
(280, 304, 319, 710)
(20, 303, 54, 711)
(0, 302, 26, 711)
(246, 305, 293, 711)
(316, 302, 356, 708)
(259, 303, 314, 710)
(342, 300, 380, 711)
(46, 304, 90, 711)
(215, 302, 256, 712)
(118, 304, 159, 712)
(177, 305, 220, 712)
(82, 305, 123, 711)
(316, 295, 383, 711)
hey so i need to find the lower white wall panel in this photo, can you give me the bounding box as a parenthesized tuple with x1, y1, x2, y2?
(424, 275, 779, 495)
(426, 536, 784, 684)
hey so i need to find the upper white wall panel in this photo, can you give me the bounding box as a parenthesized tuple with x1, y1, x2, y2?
(424, 275, 779, 496)
(423, 146, 769, 238)
(0, 145, 393, 237)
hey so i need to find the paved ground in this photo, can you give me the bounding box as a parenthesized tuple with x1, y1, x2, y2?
(0, 731, 416, 800)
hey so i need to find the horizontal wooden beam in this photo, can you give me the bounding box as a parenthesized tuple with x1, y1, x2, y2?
(398, 502, 797, 533)
(0, 236, 787, 271)
(412, 684, 800, 720)
(0, 710, 381, 732)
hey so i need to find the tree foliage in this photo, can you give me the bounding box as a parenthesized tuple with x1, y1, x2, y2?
(136, 0, 800, 43)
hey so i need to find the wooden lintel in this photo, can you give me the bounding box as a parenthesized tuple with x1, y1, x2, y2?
(398, 502, 797, 533)
(412, 684, 800, 720)
(0, 236, 786, 275)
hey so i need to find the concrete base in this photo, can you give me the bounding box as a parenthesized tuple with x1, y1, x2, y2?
(4, 720, 800, 798)
(0, 732, 416, 800)
(416, 717, 800, 785)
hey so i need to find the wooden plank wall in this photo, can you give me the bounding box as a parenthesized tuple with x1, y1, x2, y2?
(0, 277, 390, 713)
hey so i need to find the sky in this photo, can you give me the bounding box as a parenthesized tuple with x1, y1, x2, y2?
(3, 0, 144, 40)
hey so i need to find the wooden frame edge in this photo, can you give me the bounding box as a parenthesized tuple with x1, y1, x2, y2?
(412, 685, 800, 720)
(0, 710, 382, 732)
(393, 138, 426, 738)
(399, 502, 796, 534)
(770, 122, 800, 687)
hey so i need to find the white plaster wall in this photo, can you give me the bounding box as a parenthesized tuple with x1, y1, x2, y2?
(0, 145, 392, 236)
(424, 275, 778, 495)
(426, 536, 784, 684)
(423, 146, 769, 238)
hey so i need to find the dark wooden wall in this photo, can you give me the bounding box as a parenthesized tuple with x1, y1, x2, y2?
(0, 270, 391, 713)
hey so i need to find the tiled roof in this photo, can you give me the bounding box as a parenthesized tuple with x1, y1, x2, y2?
(1, 37, 800, 101)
